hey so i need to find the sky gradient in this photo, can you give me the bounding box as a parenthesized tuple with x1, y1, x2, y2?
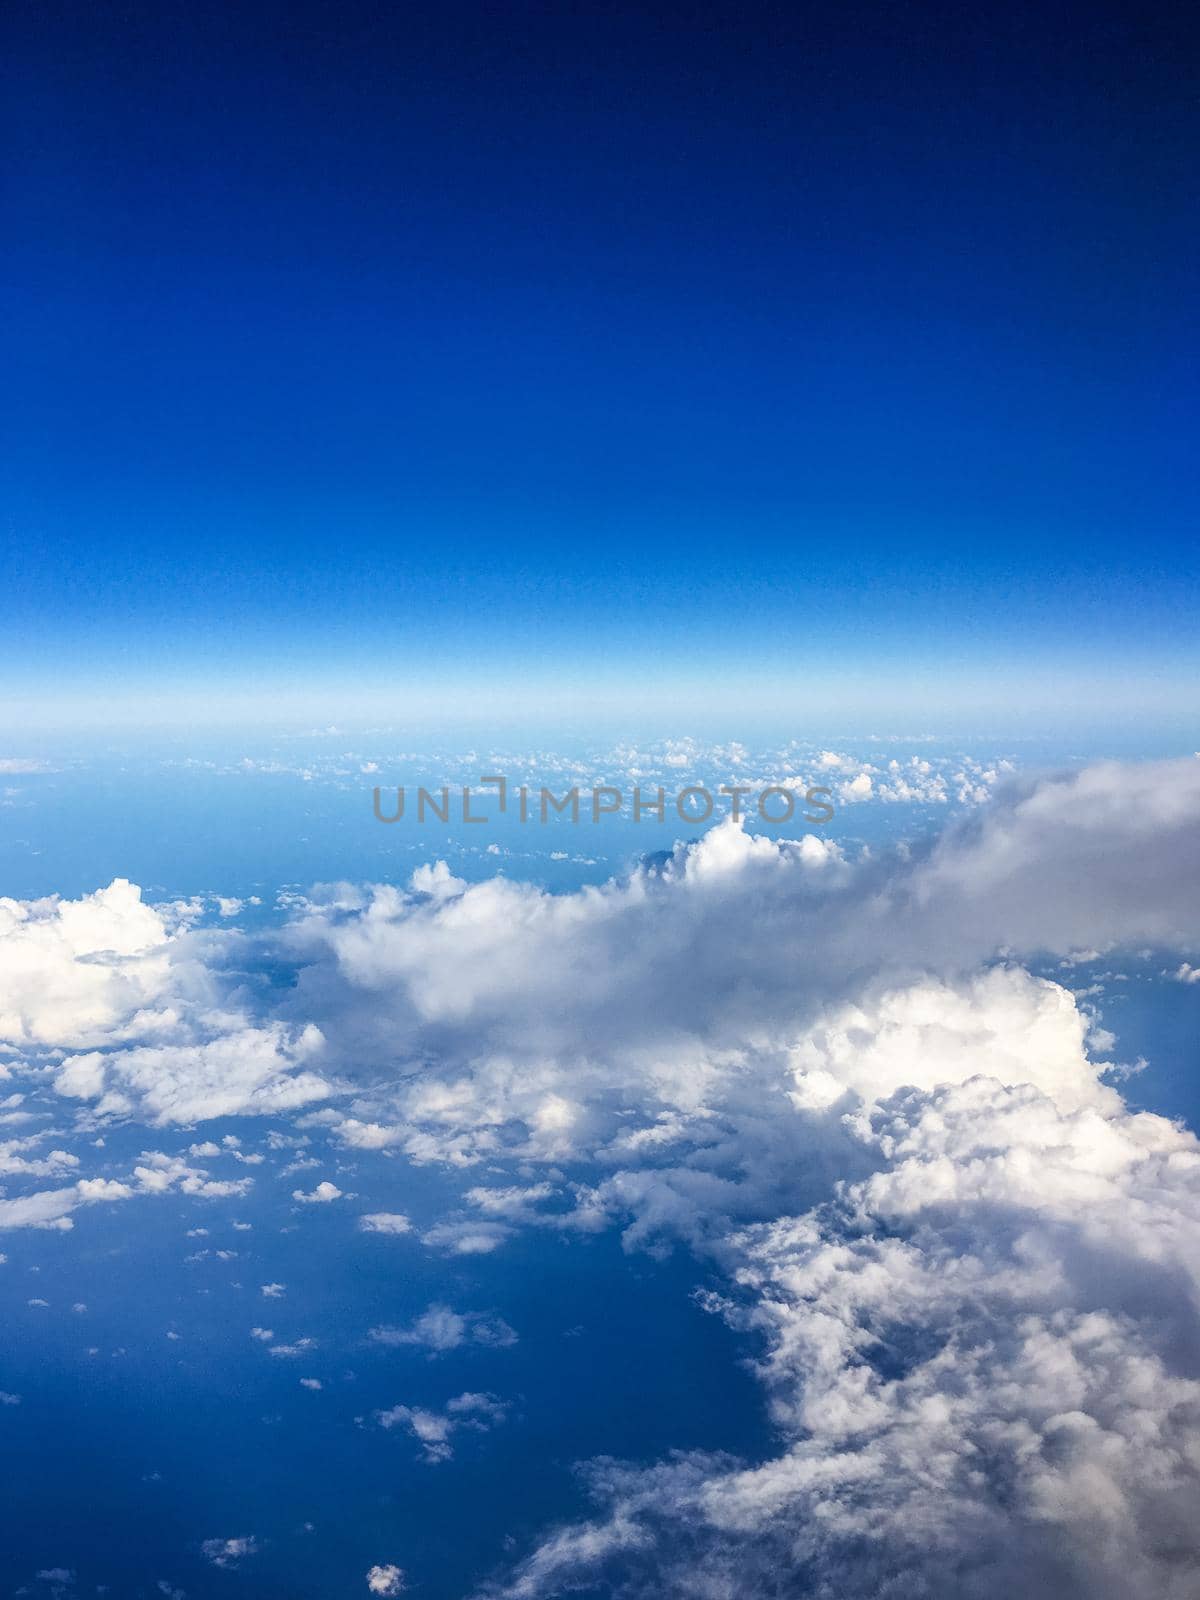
(3, 0, 1198, 733)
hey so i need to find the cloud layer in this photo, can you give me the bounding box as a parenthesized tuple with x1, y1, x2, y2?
(2, 758, 1199, 1597)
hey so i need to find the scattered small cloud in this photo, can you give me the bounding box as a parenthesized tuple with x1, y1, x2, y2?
(200, 1536, 258, 1568)
(366, 1565, 406, 1596)
(358, 1212, 412, 1235)
(368, 1303, 517, 1355)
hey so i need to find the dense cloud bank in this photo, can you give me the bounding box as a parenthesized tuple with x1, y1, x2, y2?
(2, 759, 1199, 1596)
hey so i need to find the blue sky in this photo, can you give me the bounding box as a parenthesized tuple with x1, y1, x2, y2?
(4, 0, 1198, 734)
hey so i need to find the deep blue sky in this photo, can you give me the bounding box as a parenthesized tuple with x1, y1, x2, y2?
(3, 0, 1197, 732)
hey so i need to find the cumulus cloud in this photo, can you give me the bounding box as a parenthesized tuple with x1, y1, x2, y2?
(0, 878, 333, 1127)
(358, 1212, 412, 1235)
(0, 1148, 251, 1233)
(277, 759, 1200, 1181)
(54, 1023, 330, 1124)
(0, 1136, 79, 1180)
(268, 1337, 316, 1359)
(0, 879, 175, 1049)
(421, 1219, 513, 1255)
(0, 1188, 80, 1232)
(368, 1303, 517, 1354)
(493, 1067, 1200, 1598)
(293, 1179, 346, 1203)
(200, 1535, 258, 1568)
(376, 1391, 509, 1463)
(366, 1563, 406, 1595)
(464, 1183, 558, 1222)
(814, 750, 1010, 806)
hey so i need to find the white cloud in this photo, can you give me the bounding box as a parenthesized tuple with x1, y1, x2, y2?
(464, 1183, 557, 1222)
(54, 1023, 330, 1124)
(269, 756, 1200, 1599)
(786, 965, 1115, 1116)
(368, 1303, 517, 1354)
(0, 758, 50, 774)
(474, 998, 1200, 1588)
(131, 1152, 252, 1200)
(0, 880, 174, 1049)
(376, 1391, 508, 1463)
(496, 1058, 1200, 1598)
(0, 1136, 79, 1180)
(0, 879, 333, 1128)
(358, 1212, 412, 1235)
(268, 1338, 316, 1359)
(280, 760, 1200, 1181)
(421, 1219, 512, 1255)
(0, 1188, 78, 1231)
(365, 1563, 406, 1595)
(4, 757, 1200, 1596)
(0, 1148, 261, 1234)
(293, 1180, 345, 1204)
(201, 1536, 258, 1568)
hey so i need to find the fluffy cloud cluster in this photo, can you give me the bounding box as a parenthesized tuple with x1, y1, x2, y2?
(2, 758, 1198, 1597)
(0, 878, 332, 1125)
(812, 748, 1009, 805)
(279, 759, 1200, 1186)
(0, 1149, 254, 1233)
(374, 763, 1189, 1599)
(54, 1023, 329, 1124)
(0, 879, 175, 1049)
(494, 1068, 1200, 1597)
(270, 759, 1200, 1597)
